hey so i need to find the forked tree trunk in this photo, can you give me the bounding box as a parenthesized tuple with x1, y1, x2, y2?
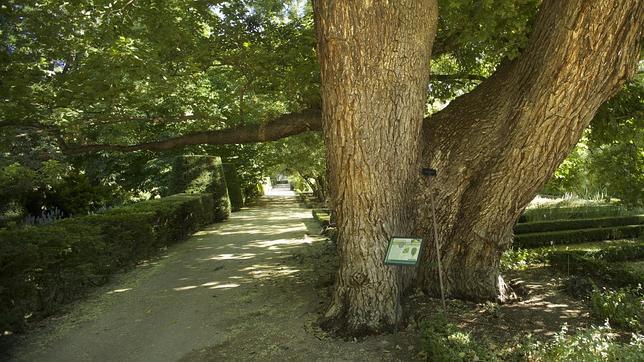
(417, 0, 643, 301)
(55, 0, 642, 337)
(313, 0, 438, 334)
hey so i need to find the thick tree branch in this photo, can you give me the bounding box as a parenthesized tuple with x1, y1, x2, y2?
(417, 0, 643, 299)
(61, 109, 322, 154)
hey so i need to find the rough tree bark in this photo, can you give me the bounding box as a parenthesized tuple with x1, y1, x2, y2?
(23, 0, 642, 336)
(417, 0, 643, 301)
(312, 0, 438, 335)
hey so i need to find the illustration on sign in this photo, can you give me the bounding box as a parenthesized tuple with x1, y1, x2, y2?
(384, 237, 423, 265)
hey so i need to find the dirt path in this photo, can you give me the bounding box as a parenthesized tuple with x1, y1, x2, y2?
(7, 197, 419, 362)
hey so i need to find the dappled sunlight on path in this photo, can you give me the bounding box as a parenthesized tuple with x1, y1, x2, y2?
(11, 196, 420, 361)
(10, 196, 327, 361)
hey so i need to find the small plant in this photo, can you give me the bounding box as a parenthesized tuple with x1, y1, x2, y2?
(519, 323, 644, 361)
(590, 286, 642, 333)
(421, 313, 492, 361)
(23, 206, 65, 226)
(501, 248, 549, 271)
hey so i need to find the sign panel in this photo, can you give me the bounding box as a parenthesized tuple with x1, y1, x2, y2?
(384, 237, 422, 265)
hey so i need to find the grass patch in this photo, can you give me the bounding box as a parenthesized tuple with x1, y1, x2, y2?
(519, 324, 644, 361)
(548, 251, 642, 288)
(421, 313, 493, 361)
(590, 286, 642, 333)
(420, 315, 644, 361)
(616, 260, 644, 275)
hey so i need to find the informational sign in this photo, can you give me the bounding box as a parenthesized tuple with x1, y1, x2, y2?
(384, 237, 423, 266)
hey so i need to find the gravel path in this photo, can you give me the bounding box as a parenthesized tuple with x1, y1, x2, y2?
(7, 197, 418, 362)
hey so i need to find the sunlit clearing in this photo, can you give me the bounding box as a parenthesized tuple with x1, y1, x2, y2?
(215, 228, 264, 236)
(207, 253, 256, 260)
(209, 283, 240, 289)
(107, 288, 132, 294)
(546, 303, 569, 308)
(250, 238, 312, 249)
(200, 281, 220, 287)
(174, 285, 198, 291)
(241, 264, 300, 278)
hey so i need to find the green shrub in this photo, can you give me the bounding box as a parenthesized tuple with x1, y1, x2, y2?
(500, 248, 549, 271)
(514, 215, 644, 234)
(520, 205, 641, 223)
(0, 193, 214, 334)
(312, 209, 331, 227)
(519, 324, 644, 361)
(592, 243, 644, 262)
(514, 225, 643, 248)
(0, 223, 105, 331)
(420, 316, 644, 361)
(168, 155, 230, 221)
(548, 251, 642, 288)
(222, 163, 244, 212)
(590, 286, 642, 333)
(421, 314, 492, 362)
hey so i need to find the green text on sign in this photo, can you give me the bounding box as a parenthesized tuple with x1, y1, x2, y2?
(384, 237, 422, 266)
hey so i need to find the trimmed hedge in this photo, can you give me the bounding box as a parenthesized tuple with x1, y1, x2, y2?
(222, 163, 244, 212)
(514, 215, 644, 234)
(0, 193, 214, 333)
(519, 205, 641, 223)
(514, 225, 643, 248)
(168, 155, 230, 221)
(555, 242, 644, 262)
(548, 251, 643, 288)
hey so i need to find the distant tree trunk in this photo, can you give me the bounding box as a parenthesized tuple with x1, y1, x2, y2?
(313, 0, 438, 334)
(416, 0, 643, 301)
(314, 175, 328, 205)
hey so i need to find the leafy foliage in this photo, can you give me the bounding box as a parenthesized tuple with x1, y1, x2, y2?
(0, 192, 215, 333)
(0, 160, 123, 220)
(519, 324, 644, 361)
(543, 79, 643, 205)
(264, 132, 327, 200)
(421, 313, 492, 361)
(168, 155, 230, 221)
(590, 286, 643, 333)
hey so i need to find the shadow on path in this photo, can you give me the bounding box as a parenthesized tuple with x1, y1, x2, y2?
(8, 196, 417, 362)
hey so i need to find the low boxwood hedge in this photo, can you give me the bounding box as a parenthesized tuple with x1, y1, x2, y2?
(519, 205, 640, 223)
(514, 215, 644, 234)
(0, 193, 214, 334)
(548, 251, 642, 288)
(514, 225, 643, 248)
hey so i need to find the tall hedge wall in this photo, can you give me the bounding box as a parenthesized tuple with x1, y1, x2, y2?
(222, 163, 244, 212)
(168, 155, 230, 221)
(0, 193, 214, 333)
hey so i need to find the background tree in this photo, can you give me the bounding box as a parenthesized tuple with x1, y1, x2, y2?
(543, 78, 643, 206)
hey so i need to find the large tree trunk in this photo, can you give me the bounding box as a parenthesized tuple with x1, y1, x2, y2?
(313, 0, 438, 334)
(43, 0, 642, 338)
(417, 0, 643, 301)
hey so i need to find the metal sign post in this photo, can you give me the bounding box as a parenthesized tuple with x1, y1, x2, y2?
(421, 168, 446, 310)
